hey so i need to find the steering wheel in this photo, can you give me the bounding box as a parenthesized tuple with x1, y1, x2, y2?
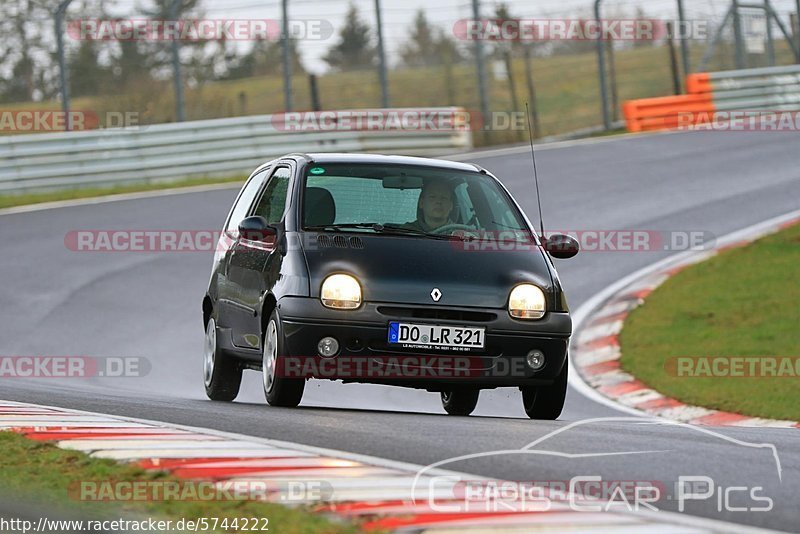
(430, 223, 480, 237)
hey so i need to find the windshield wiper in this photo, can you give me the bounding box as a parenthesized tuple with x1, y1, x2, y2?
(305, 223, 455, 240)
(304, 223, 382, 232)
(380, 224, 462, 240)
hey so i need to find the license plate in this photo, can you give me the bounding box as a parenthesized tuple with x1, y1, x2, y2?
(388, 322, 485, 350)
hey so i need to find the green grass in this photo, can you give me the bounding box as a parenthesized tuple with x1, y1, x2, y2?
(0, 175, 246, 210)
(11, 41, 796, 145)
(619, 223, 800, 421)
(0, 431, 355, 533)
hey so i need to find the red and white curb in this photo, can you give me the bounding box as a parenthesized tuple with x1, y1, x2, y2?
(571, 211, 800, 429)
(0, 399, 766, 533)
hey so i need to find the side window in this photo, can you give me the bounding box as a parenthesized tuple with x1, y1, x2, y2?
(476, 181, 525, 231)
(225, 170, 268, 232)
(252, 167, 291, 224)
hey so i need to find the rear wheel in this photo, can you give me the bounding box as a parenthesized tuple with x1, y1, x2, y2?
(203, 317, 242, 401)
(521, 361, 568, 420)
(262, 310, 305, 407)
(441, 389, 480, 416)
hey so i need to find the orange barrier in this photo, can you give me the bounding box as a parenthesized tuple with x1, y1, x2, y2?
(685, 73, 713, 94)
(625, 65, 800, 133)
(622, 93, 715, 132)
(623, 71, 715, 133)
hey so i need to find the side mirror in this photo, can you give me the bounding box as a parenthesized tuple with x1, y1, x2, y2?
(542, 233, 579, 259)
(237, 216, 276, 242)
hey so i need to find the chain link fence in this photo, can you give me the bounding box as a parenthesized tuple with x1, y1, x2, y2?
(5, 0, 800, 145)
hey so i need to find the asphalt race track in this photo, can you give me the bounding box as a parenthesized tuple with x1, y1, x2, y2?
(1, 130, 798, 531)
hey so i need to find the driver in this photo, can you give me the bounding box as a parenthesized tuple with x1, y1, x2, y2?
(404, 180, 456, 232)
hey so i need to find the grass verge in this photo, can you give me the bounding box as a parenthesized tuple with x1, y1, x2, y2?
(0, 431, 355, 533)
(8, 42, 797, 144)
(619, 223, 800, 421)
(0, 175, 245, 210)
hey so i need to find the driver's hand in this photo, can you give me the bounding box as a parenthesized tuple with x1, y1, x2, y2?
(452, 228, 481, 240)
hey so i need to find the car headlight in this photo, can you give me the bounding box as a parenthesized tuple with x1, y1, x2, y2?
(321, 274, 362, 309)
(508, 284, 546, 319)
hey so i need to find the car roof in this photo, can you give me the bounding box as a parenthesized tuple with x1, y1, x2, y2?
(284, 153, 484, 173)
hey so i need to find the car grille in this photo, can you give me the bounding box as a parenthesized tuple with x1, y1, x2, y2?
(377, 306, 497, 323)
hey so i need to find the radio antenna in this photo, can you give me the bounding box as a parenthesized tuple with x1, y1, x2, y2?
(525, 102, 545, 238)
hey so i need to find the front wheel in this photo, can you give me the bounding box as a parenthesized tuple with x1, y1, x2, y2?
(441, 389, 480, 416)
(262, 310, 305, 407)
(521, 360, 568, 420)
(203, 317, 242, 401)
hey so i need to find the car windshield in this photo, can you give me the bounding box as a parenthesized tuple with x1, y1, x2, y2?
(301, 163, 530, 239)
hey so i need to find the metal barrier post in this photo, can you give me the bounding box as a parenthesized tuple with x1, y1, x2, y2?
(55, 0, 74, 131)
(606, 38, 619, 121)
(504, 50, 519, 112)
(374, 0, 391, 108)
(169, 0, 186, 122)
(471, 0, 490, 142)
(677, 0, 691, 74)
(667, 22, 682, 94)
(281, 0, 293, 111)
(595, 0, 611, 130)
(309, 74, 321, 111)
(764, 1, 776, 65)
(794, 12, 800, 61)
(732, 0, 746, 69)
(763, 1, 800, 62)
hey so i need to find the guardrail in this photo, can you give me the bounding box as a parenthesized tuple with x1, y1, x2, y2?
(0, 108, 472, 194)
(623, 65, 800, 132)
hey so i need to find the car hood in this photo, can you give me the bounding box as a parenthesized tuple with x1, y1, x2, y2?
(302, 232, 554, 309)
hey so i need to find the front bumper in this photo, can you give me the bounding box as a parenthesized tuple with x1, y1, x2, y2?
(276, 296, 571, 389)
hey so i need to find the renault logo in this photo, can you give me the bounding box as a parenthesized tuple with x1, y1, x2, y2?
(430, 288, 442, 302)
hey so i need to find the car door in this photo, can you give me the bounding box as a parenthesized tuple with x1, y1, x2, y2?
(227, 164, 293, 350)
(215, 167, 270, 339)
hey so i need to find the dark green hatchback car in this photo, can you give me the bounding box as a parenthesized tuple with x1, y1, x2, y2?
(202, 153, 578, 419)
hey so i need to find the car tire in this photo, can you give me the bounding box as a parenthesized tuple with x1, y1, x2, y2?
(262, 309, 305, 407)
(203, 317, 243, 401)
(441, 389, 480, 416)
(521, 360, 568, 420)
